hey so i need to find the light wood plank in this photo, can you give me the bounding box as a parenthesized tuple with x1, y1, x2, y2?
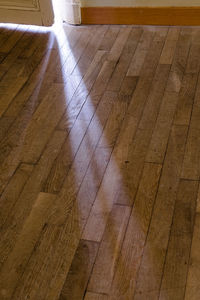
(107, 26, 132, 62)
(166, 28, 192, 93)
(88, 205, 131, 294)
(12, 203, 80, 300)
(146, 92, 179, 164)
(159, 27, 180, 65)
(173, 73, 198, 126)
(72, 26, 108, 77)
(127, 28, 154, 76)
(107, 27, 142, 91)
(134, 125, 188, 299)
(109, 163, 161, 299)
(57, 49, 107, 132)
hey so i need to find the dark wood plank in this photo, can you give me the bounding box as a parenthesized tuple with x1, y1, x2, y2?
(59, 240, 99, 300)
(185, 212, 200, 300)
(181, 74, 200, 180)
(0, 130, 66, 268)
(159, 180, 198, 300)
(0, 163, 33, 227)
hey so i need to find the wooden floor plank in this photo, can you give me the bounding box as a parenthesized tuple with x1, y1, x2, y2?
(12, 203, 80, 300)
(0, 130, 66, 268)
(44, 90, 116, 195)
(20, 84, 67, 164)
(166, 28, 192, 93)
(0, 25, 26, 54)
(0, 192, 57, 300)
(173, 73, 198, 126)
(134, 125, 188, 299)
(146, 92, 179, 164)
(0, 163, 33, 227)
(71, 26, 108, 77)
(0, 48, 58, 194)
(159, 179, 198, 300)
(127, 27, 154, 76)
(0, 26, 18, 50)
(57, 49, 107, 132)
(57, 28, 94, 79)
(181, 73, 200, 180)
(116, 63, 170, 206)
(3, 47, 54, 119)
(88, 204, 131, 294)
(59, 240, 99, 300)
(85, 292, 108, 300)
(185, 212, 200, 300)
(107, 26, 132, 62)
(159, 27, 180, 65)
(107, 27, 142, 92)
(109, 163, 161, 299)
(53, 91, 116, 221)
(98, 25, 120, 52)
(0, 30, 51, 118)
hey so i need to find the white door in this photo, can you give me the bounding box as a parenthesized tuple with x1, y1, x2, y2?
(0, 0, 54, 26)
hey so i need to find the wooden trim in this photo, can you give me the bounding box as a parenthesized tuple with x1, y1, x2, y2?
(81, 7, 200, 26)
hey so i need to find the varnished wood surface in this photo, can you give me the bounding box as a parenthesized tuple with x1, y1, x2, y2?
(81, 7, 200, 26)
(0, 23, 200, 300)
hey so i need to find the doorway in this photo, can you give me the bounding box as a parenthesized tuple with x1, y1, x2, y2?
(55, 0, 81, 25)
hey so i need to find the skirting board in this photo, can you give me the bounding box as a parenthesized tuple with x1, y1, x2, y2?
(81, 7, 200, 26)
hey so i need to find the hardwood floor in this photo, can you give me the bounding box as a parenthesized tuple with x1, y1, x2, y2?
(0, 22, 200, 300)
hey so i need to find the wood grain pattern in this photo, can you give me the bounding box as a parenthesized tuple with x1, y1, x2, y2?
(0, 24, 199, 300)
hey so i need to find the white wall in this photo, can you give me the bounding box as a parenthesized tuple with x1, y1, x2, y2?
(81, 0, 200, 7)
